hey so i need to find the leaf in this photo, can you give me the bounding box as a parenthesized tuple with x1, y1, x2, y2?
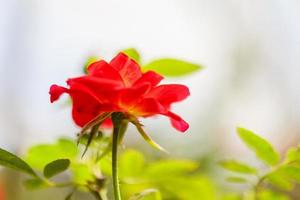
(98, 154, 112, 176)
(129, 189, 162, 200)
(257, 189, 290, 200)
(57, 139, 78, 157)
(131, 119, 167, 153)
(237, 127, 280, 165)
(43, 159, 70, 178)
(120, 149, 145, 177)
(122, 48, 141, 64)
(81, 123, 101, 158)
(23, 178, 47, 190)
(96, 137, 113, 161)
(25, 144, 59, 170)
(143, 58, 202, 77)
(144, 160, 198, 178)
(25, 138, 77, 170)
(71, 163, 93, 184)
(266, 172, 294, 191)
(226, 177, 248, 183)
(278, 166, 300, 183)
(0, 148, 37, 177)
(220, 193, 242, 200)
(285, 146, 300, 163)
(219, 160, 257, 174)
(162, 175, 216, 200)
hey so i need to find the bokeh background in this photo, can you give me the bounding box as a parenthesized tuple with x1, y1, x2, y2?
(0, 0, 300, 199)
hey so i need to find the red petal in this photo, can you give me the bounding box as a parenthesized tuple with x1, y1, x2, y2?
(146, 84, 190, 108)
(131, 98, 166, 116)
(49, 84, 68, 103)
(117, 83, 150, 110)
(63, 80, 118, 127)
(67, 76, 123, 103)
(72, 104, 100, 127)
(110, 53, 142, 86)
(101, 118, 113, 128)
(68, 76, 123, 89)
(134, 71, 163, 87)
(70, 88, 116, 127)
(87, 60, 124, 84)
(164, 111, 189, 132)
(49, 83, 107, 127)
(69, 89, 101, 127)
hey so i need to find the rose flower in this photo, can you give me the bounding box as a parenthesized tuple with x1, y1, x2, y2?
(50, 53, 189, 133)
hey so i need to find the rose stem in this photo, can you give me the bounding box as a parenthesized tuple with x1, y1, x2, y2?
(111, 112, 124, 200)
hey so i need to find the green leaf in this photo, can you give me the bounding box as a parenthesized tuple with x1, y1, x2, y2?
(81, 123, 101, 158)
(131, 119, 167, 153)
(83, 56, 99, 74)
(129, 189, 162, 200)
(144, 160, 198, 178)
(143, 58, 202, 77)
(219, 160, 257, 174)
(71, 163, 93, 184)
(257, 189, 290, 200)
(120, 149, 145, 177)
(220, 193, 242, 200)
(226, 176, 248, 183)
(25, 138, 77, 170)
(98, 154, 112, 176)
(23, 178, 47, 190)
(278, 166, 300, 183)
(237, 127, 280, 165)
(43, 159, 70, 178)
(162, 175, 216, 200)
(266, 172, 294, 191)
(285, 146, 300, 163)
(0, 148, 37, 177)
(122, 48, 141, 64)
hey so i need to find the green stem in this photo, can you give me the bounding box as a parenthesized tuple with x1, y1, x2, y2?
(96, 120, 128, 162)
(111, 112, 125, 200)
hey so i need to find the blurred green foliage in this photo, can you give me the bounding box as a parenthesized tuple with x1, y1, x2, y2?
(0, 127, 300, 199)
(0, 148, 37, 177)
(24, 138, 77, 170)
(0, 130, 215, 199)
(117, 149, 215, 200)
(237, 127, 280, 165)
(220, 127, 300, 200)
(143, 58, 202, 77)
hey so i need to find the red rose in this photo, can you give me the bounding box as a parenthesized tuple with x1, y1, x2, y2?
(50, 53, 189, 132)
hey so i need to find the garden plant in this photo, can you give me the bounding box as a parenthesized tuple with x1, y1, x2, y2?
(0, 49, 299, 200)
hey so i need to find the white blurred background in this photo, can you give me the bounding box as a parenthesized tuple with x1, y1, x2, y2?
(0, 0, 299, 159)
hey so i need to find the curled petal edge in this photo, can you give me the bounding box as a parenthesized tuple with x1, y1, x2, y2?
(49, 84, 68, 103)
(163, 111, 189, 132)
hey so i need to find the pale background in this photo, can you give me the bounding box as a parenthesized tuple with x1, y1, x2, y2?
(0, 0, 299, 160)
